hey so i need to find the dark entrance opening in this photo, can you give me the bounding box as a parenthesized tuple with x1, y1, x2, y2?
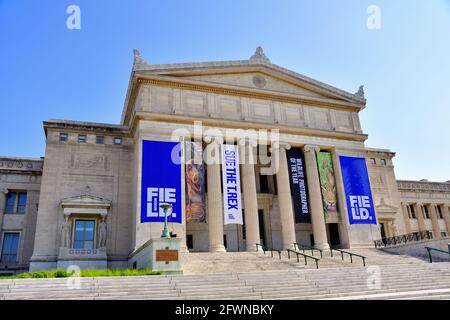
(186, 234, 193, 250)
(328, 223, 341, 247)
(380, 223, 386, 239)
(258, 209, 266, 247)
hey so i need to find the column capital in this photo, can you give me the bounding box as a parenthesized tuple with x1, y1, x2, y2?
(0, 189, 7, 195)
(273, 142, 290, 150)
(238, 138, 258, 148)
(303, 144, 320, 153)
(203, 135, 224, 145)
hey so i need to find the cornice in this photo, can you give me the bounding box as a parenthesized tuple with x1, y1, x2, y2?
(130, 111, 368, 143)
(44, 120, 131, 136)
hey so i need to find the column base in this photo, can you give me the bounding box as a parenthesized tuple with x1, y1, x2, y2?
(283, 243, 296, 250)
(314, 243, 330, 250)
(180, 246, 190, 253)
(246, 244, 264, 252)
(209, 245, 227, 253)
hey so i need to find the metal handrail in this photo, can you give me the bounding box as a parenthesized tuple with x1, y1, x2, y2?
(286, 249, 320, 269)
(293, 243, 323, 258)
(425, 246, 450, 263)
(256, 243, 281, 259)
(374, 231, 432, 248)
(330, 248, 366, 266)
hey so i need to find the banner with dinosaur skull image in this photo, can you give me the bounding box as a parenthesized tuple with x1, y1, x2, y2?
(185, 141, 206, 223)
(316, 151, 338, 216)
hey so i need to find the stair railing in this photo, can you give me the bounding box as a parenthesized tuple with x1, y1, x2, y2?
(286, 249, 320, 269)
(374, 231, 432, 248)
(330, 248, 366, 266)
(424, 246, 450, 263)
(255, 243, 281, 259)
(293, 243, 323, 258)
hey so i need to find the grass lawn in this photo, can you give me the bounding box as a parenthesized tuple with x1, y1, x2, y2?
(0, 268, 163, 279)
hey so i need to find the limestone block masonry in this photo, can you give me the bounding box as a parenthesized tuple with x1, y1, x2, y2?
(0, 47, 449, 274)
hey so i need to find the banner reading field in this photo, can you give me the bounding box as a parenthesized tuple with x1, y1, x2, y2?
(286, 147, 311, 223)
(221, 144, 243, 225)
(339, 156, 377, 224)
(316, 151, 338, 216)
(140, 140, 182, 224)
(185, 141, 206, 223)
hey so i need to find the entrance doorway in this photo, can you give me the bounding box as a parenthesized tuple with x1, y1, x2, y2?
(258, 209, 266, 247)
(380, 223, 386, 239)
(327, 223, 341, 247)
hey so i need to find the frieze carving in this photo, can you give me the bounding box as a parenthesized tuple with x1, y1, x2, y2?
(398, 180, 450, 193)
(69, 153, 109, 171)
(370, 174, 384, 187)
(0, 158, 42, 172)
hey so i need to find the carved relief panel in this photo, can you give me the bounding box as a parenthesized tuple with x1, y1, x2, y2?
(69, 153, 109, 171)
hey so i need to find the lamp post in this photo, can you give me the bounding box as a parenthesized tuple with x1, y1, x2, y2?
(159, 203, 172, 239)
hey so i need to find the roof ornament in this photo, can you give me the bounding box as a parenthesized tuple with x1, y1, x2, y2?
(355, 85, 365, 98)
(133, 49, 148, 66)
(249, 46, 271, 63)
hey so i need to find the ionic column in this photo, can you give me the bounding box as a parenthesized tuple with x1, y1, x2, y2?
(303, 145, 330, 250)
(239, 140, 261, 251)
(443, 205, 450, 235)
(330, 149, 350, 247)
(205, 139, 226, 252)
(429, 204, 442, 239)
(275, 143, 296, 250)
(414, 203, 426, 233)
(0, 189, 7, 235)
(179, 136, 189, 253)
(401, 203, 412, 234)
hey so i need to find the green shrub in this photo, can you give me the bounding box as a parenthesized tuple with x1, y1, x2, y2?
(0, 268, 163, 279)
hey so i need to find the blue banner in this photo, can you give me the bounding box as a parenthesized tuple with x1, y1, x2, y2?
(141, 140, 182, 224)
(339, 156, 376, 225)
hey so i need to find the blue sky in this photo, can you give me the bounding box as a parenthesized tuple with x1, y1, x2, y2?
(1, 0, 449, 181)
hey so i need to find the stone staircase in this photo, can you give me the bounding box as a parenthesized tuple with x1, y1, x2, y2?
(1, 249, 449, 300)
(180, 247, 426, 274)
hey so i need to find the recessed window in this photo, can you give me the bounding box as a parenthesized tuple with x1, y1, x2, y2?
(370, 158, 376, 165)
(59, 133, 68, 142)
(422, 205, 430, 219)
(436, 205, 444, 219)
(96, 136, 104, 144)
(78, 134, 87, 143)
(407, 204, 416, 219)
(5, 191, 27, 214)
(441, 232, 447, 238)
(114, 137, 122, 145)
(73, 220, 95, 249)
(259, 174, 269, 193)
(1, 232, 20, 263)
(380, 159, 386, 166)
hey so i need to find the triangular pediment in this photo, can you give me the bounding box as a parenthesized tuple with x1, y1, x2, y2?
(61, 194, 111, 208)
(177, 72, 330, 99)
(122, 48, 366, 124)
(135, 64, 363, 104)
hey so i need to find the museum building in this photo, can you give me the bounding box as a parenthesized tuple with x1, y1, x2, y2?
(0, 47, 449, 273)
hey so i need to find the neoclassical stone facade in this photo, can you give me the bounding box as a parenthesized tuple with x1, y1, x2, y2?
(0, 48, 449, 273)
